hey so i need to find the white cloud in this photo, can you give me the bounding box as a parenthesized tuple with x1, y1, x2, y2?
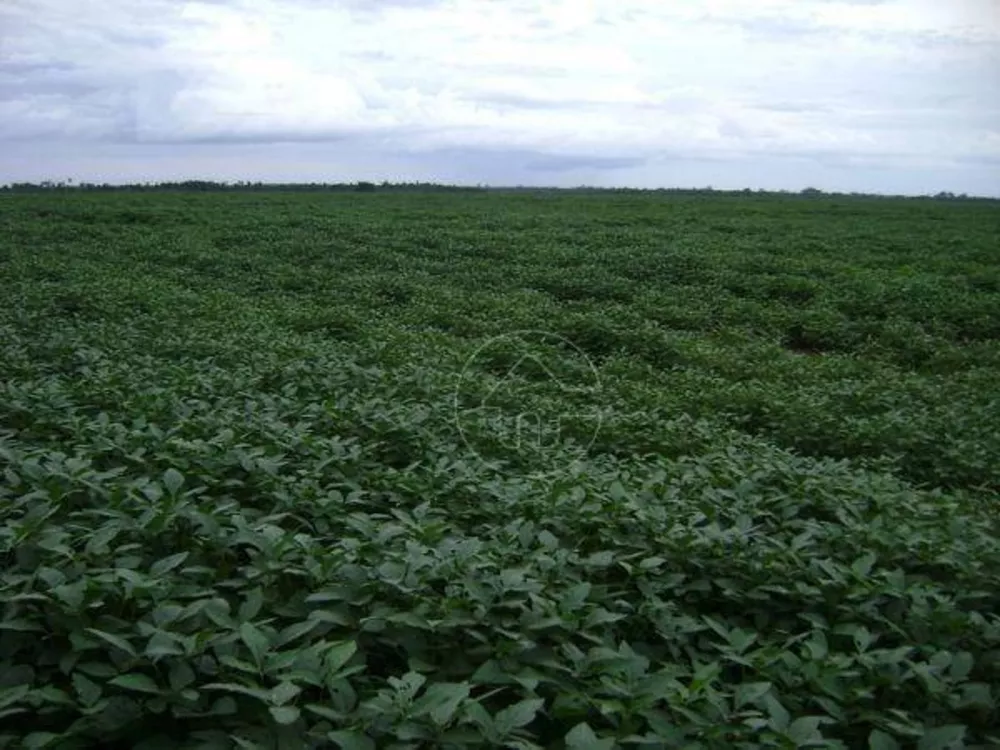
(0, 0, 998, 193)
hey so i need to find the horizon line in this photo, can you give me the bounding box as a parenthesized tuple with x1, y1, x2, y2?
(2, 180, 998, 200)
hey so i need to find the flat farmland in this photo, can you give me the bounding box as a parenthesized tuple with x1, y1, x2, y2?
(1, 189, 998, 749)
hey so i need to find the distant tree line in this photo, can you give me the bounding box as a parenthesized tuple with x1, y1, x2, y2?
(0, 180, 983, 200)
(0, 180, 485, 193)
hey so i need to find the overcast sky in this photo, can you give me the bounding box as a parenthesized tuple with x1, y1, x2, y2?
(2, 0, 998, 194)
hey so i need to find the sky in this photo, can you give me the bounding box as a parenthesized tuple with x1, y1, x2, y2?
(1, 0, 998, 195)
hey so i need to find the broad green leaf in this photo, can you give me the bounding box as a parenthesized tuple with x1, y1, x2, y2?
(23, 733, 61, 749)
(219, 655, 258, 675)
(203, 683, 272, 704)
(72, 673, 102, 707)
(327, 730, 375, 750)
(168, 660, 198, 691)
(956, 682, 992, 710)
(305, 591, 345, 605)
(150, 552, 189, 577)
(851, 552, 876, 578)
(0, 685, 30, 710)
(702, 617, 733, 642)
(538, 530, 559, 548)
(562, 582, 591, 610)
(411, 682, 471, 725)
(584, 551, 614, 567)
(470, 660, 516, 686)
(109, 674, 161, 695)
(853, 626, 874, 653)
(31, 686, 75, 708)
(727, 628, 758, 654)
(305, 703, 343, 721)
(145, 631, 184, 659)
(735, 682, 772, 708)
(949, 652, 974, 681)
(565, 722, 615, 750)
(239, 587, 265, 621)
(392, 721, 431, 741)
(277, 619, 321, 647)
(463, 701, 495, 733)
(584, 608, 626, 627)
(494, 698, 544, 735)
(389, 671, 426, 698)
(869, 730, 901, 750)
(930, 651, 952, 671)
(76, 662, 117, 679)
(763, 693, 790, 732)
(270, 681, 302, 706)
(84, 628, 137, 658)
(52, 582, 86, 610)
(239, 622, 270, 666)
(786, 716, 823, 745)
(269, 705, 301, 725)
(162, 468, 185, 495)
(324, 640, 358, 674)
(916, 725, 966, 750)
(804, 631, 828, 661)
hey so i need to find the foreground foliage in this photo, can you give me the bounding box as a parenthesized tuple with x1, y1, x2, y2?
(1, 191, 998, 748)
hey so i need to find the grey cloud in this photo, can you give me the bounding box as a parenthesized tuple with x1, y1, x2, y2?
(751, 102, 832, 114)
(1, 0, 998, 196)
(334, 0, 443, 6)
(337, 0, 447, 20)
(474, 92, 609, 111)
(525, 154, 647, 172)
(909, 31, 1000, 50)
(730, 17, 829, 38)
(0, 77, 98, 99)
(951, 152, 1000, 166)
(0, 59, 110, 104)
(0, 61, 76, 75)
(0, 90, 134, 141)
(439, 62, 570, 79)
(130, 129, 361, 146)
(352, 51, 394, 62)
(840, 107, 1000, 131)
(131, 121, 376, 146)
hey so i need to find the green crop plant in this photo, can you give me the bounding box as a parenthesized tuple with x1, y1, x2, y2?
(0, 188, 997, 748)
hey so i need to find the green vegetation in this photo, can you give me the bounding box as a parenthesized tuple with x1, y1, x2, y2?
(1, 189, 998, 749)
